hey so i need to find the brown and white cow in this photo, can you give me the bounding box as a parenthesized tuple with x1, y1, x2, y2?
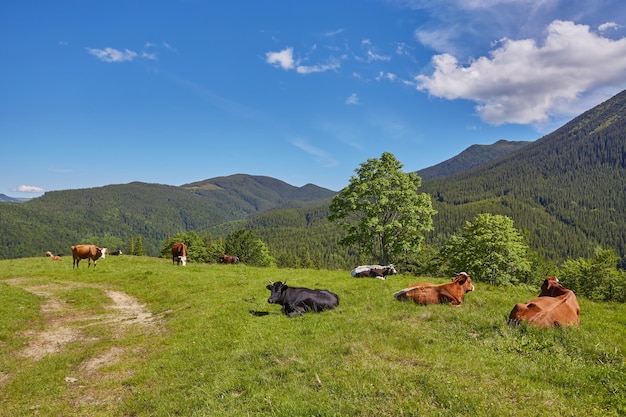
(351, 264, 398, 280)
(219, 254, 239, 264)
(46, 251, 62, 261)
(393, 272, 475, 306)
(71, 244, 103, 269)
(508, 276, 580, 328)
(171, 242, 188, 266)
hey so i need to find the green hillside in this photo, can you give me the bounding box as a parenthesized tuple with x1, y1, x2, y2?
(1, 90, 625, 269)
(421, 89, 626, 264)
(0, 177, 336, 259)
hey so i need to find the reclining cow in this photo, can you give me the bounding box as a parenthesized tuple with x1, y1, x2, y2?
(351, 264, 397, 280)
(508, 276, 580, 328)
(393, 272, 474, 306)
(219, 254, 240, 264)
(266, 281, 339, 317)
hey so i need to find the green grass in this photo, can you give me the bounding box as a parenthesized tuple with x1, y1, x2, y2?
(1, 256, 625, 416)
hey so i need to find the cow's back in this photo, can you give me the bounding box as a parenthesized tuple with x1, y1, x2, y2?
(289, 287, 339, 311)
(509, 293, 580, 327)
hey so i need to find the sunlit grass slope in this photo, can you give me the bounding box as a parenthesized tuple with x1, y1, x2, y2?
(1, 256, 624, 416)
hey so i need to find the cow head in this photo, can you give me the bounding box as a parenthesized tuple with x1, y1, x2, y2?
(455, 272, 475, 292)
(100, 248, 108, 259)
(386, 264, 398, 275)
(266, 281, 288, 304)
(179, 256, 187, 266)
(539, 276, 568, 297)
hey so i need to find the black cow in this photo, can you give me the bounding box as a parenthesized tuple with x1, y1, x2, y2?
(266, 281, 339, 317)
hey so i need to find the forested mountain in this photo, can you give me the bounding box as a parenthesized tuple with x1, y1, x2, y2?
(421, 89, 626, 264)
(1, 90, 625, 268)
(182, 174, 337, 216)
(241, 90, 626, 269)
(0, 177, 336, 259)
(417, 139, 531, 180)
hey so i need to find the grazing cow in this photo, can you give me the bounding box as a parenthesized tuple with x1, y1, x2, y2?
(351, 264, 398, 280)
(508, 276, 580, 328)
(110, 250, 123, 256)
(171, 242, 188, 266)
(219, 254, 240, 264)
(266, 281, 340, 317)
(71, 244, 103, 269)
(393, 272, 475, 306)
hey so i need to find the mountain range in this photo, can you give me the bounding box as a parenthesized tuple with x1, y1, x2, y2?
(1, 89, 625, 267)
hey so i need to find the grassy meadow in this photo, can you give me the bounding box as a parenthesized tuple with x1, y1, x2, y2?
(1, 255, 625, 416)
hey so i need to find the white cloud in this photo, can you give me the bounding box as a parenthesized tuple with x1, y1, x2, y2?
(266, 47, 295, 70)
(345, 93, 359, 105)
(599, 22, 619, 32)
(292, 139, 338, 167)
(86, 47, 138, 63)
(14, 185, 44, 193)
(266, 47, 340, 74)
(296, 61, 340, 74)
(415, 20, 626, 125)
(357, 39, 391, 63)
(376, 72, 398, 82)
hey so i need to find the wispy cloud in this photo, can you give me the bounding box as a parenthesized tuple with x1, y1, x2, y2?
(14, 185, 44, 193)
(356, 39, 391, 63)
(86, 47, 138, 63)
(376, 72, 397, 82)
(345, 93, 359, 105)
(599, 22, 620, 32)
(266, 47, 340, 74)
(296, 59, 340, 74)
(292, 139, 338, 167)
(87, 42, 173, 63)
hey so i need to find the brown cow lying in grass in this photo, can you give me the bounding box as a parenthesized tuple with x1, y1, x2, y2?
(393, 272, 475, 306)
(508, 276, 580, 328)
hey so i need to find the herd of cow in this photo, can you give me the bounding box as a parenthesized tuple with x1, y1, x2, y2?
(267, 265, 580, 328)
(48, 242, 239, 269)
(49, 244, 580, 328)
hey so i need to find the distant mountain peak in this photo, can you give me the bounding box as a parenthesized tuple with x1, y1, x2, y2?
(417, 139, 531, 181)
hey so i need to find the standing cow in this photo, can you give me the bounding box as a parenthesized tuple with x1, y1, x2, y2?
(71, 244, 103, 269)
(171, 242, 188, 266)
(266, 281, 340, 317)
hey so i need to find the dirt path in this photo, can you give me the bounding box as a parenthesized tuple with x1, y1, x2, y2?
(3, 278, 164, 411)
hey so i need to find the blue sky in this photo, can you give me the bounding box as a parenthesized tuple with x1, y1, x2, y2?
(2, 0, 626, 197)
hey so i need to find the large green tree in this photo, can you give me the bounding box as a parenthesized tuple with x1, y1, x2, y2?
(328, 152, 436, 265)
(441, 213, 531, 285)
(225, 229, 274, 267)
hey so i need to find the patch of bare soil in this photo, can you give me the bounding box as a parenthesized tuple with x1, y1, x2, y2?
(4, 278, 164, 411)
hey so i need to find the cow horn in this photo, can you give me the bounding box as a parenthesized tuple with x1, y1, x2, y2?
(268, 279, 274, 285)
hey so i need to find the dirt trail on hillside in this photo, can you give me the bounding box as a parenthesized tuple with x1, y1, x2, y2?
(3, 278, 164, 411)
